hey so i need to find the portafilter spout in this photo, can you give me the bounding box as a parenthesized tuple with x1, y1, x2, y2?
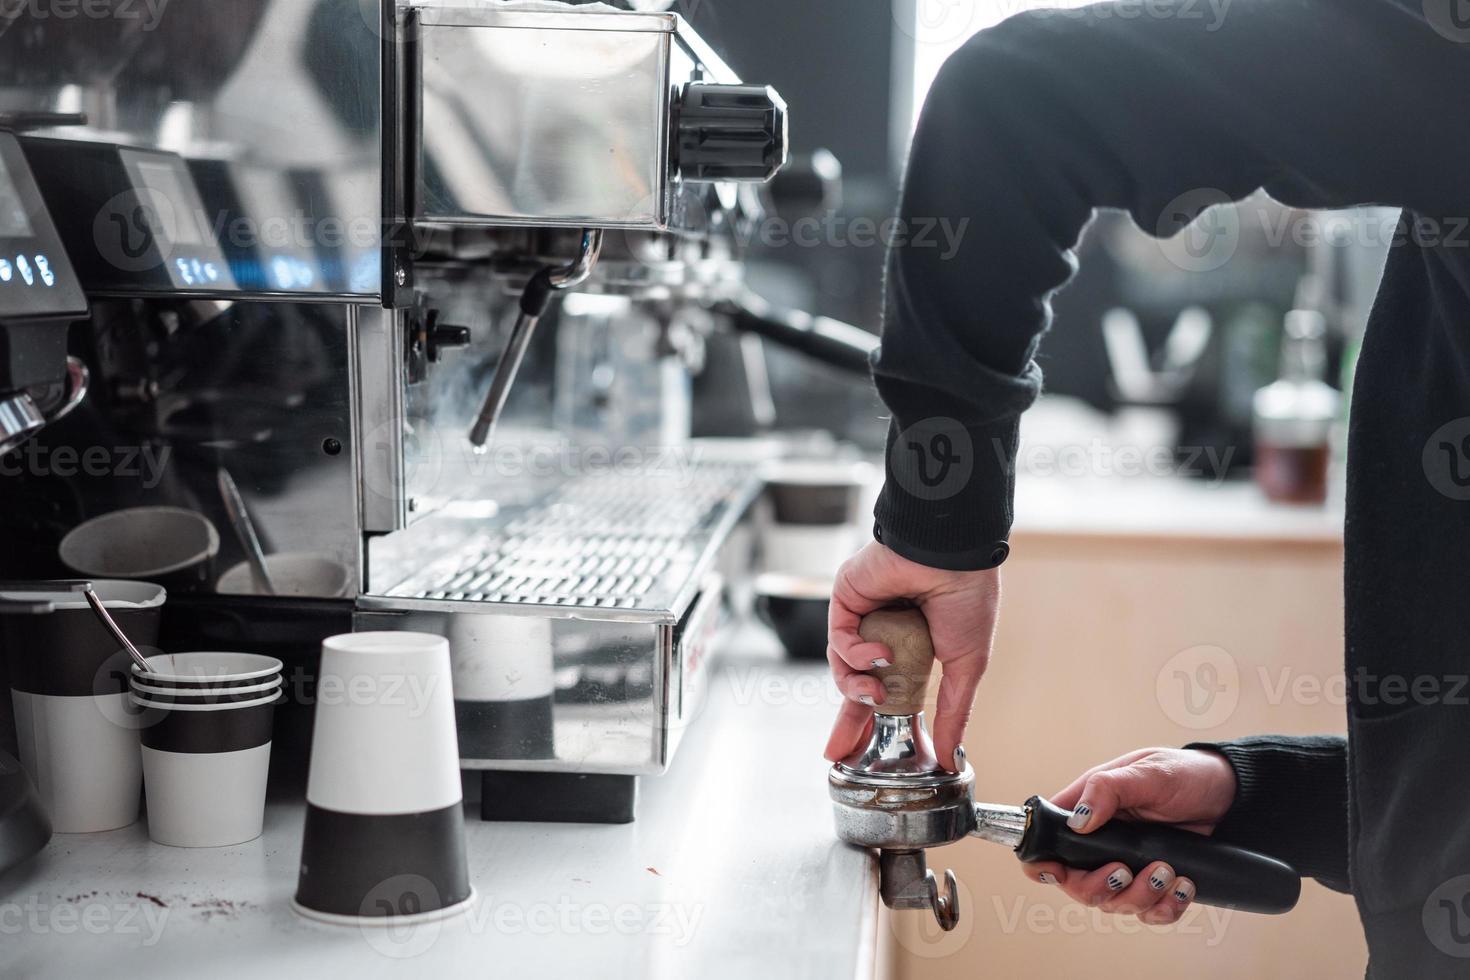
(827, 607, 972, 932)
(467, 228, 603, 449)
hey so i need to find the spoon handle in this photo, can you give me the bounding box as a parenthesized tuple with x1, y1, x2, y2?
(82, 588, 152, 673)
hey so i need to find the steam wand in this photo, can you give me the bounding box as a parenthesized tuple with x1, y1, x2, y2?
(467, 229, 603, 448)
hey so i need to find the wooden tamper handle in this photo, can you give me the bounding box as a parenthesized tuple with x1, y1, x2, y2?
(858, 607, 935, 716)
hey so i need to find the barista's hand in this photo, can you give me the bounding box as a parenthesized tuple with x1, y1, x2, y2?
(1023, 748, 1238, 925)
(822, 541, 1000, 771)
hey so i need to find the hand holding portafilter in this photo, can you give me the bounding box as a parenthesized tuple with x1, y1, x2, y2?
(827, 608, 1302, 934)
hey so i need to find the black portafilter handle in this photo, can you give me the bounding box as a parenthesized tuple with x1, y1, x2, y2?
(1017, 796, 1302, 915)
(713, 291, 877, 376)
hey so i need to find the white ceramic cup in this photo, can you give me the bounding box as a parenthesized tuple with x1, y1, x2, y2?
(759, 523, 860, 579)
(134, 690, 279, 848)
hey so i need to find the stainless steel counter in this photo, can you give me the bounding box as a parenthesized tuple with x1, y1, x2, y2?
(0, 629, 877, 979)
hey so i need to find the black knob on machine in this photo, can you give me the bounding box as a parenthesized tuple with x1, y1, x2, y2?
(675, 83, 789, 183)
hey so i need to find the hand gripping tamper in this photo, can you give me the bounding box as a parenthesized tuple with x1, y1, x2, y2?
(827, 608, 1301, 932)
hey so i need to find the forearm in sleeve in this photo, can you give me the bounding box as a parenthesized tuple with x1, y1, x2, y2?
(873, 0, 1470, 568)
(1186, 735, 1350, 893)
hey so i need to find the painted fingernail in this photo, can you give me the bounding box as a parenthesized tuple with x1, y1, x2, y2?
(870, 658, 892, 669)
(952, 746, 967, 772)
(858, 695, 875, 706)
(1038, 872, 1057, 886)
(1106, 868, 1133, 892)
(1067, 804, 1092, 831)
(1173, 879, 1196, 904)
(1148, 865, 1175, 892)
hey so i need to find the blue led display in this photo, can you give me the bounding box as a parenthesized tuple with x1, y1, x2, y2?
(0, 258, 10, 283)
(16, 254, 32, 286)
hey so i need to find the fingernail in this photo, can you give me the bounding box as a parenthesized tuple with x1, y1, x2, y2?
(1106, 868, 1132, 892)
(870, 658, 892, 669)
(858, 695, 875, 706)
(1148, 865, 1175, 892)
(1067, 804, 1092, 831)
(1173, 879, 1196, 904)
(1038, 872, 1057, 886)
(952, 746, 967, 772)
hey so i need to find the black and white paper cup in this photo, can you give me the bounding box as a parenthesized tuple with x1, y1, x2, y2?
(59, 507, 220, 588)
(134, 689, 278, 848)
(293, 632, 473, 925)
(448, 615, 555, 761)
(132, 652, 282, 690)
(1, 580, 165, 833)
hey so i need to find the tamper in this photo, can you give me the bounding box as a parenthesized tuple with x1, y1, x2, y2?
(828, 608, 1302, 932)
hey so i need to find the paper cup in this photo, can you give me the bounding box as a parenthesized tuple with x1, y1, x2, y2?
(216, 553, 351, 598)
(1, 580, 165, 833)
(136, 690, 278, 847)
(132, 652, 283, 688)
(759, 523, 860, 579)
(130, 677, 282, 704)
(294, 632, 472, 924)
(448, 615, 555, 761)
(59, 507, 219, 587)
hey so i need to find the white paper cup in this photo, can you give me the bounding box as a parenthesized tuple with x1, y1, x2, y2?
(132, 652, 283, 688)
(59, 507, 219, 584)
(137, 691, 279, 848)
(448, 615, 555, 761)
(1, 581, 166, 834)
(130, 676, 283, 703)
(217, 553, 351, 598)
(294, 632, 472, 923)
(759, 523, 860, 579)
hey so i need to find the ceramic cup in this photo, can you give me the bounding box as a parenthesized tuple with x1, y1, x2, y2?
(132, 688, 279, 847)
(759, 460, 871, 579)
(293, 631, 473, 925)
(0, 580, 165, 833)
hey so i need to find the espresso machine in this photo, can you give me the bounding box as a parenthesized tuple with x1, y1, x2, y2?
(0, 0, 868, 822)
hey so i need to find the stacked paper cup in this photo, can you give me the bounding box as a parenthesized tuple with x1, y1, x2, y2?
(293, 632, 473, 925)
(129, 653, 283, 847)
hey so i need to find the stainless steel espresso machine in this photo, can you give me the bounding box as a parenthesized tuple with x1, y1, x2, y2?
(0, 0, 870, 821)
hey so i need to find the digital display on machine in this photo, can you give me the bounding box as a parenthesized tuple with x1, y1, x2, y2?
(134, 159, 206, 247)
(0, 157, 35, 238)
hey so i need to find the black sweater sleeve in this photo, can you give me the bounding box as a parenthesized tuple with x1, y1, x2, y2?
(1185, 735, 1350, 893)
(874, 0, 1470, 568)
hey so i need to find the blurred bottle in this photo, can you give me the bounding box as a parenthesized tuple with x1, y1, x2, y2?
(1252, 309, 1341, 505)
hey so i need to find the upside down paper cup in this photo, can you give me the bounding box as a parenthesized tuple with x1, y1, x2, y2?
(293, 632, 473, 924)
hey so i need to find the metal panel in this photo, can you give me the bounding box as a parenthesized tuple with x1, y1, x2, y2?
(414, 8, 673, 228)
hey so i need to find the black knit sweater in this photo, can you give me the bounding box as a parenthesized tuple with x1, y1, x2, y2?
(875, 1, 1470, 973)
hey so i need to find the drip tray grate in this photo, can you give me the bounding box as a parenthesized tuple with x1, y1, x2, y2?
(378, 463, 759, 619)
